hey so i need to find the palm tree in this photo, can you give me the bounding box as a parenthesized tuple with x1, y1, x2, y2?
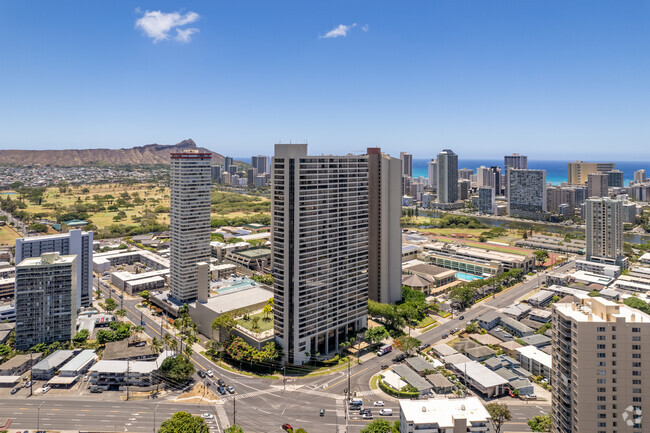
(162, 333, 173, 350)
(150, 337, 163, 354)
(183, 344, 194, 358)
(169, 338, 179, 354)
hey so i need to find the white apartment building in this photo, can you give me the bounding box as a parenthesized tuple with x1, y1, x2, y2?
(15, 252, 77, 351)
(585, 197, 626, 268)
(553, 295, 650, 433)
(437, 149, 459, 203)
(367, 148, 402, 304)
(399, 397, 492, 433)
(427, 159, 438, 188)
(271, 144, 369, 364)
(169, 149, 212, 303)
(251, 155, 271, 174)
(15, 229, 92, 308)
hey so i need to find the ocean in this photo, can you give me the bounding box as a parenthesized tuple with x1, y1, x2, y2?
(413, 159, 650, 186)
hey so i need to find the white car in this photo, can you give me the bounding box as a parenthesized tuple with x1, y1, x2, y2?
(84, 375, 91, 382)
(373, 401, 385, 407)
(42, 386, 51, 394)
(206, 370, 214, 377)
(201, 413, 214, 419)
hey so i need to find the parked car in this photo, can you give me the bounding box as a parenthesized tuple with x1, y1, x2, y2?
(282, 424, 293, 432)
(90, 387, 103, 393)
(24, 381, 34, 388)
(458, 315, 465, 320)
(442, 333, 448, 339)
(380, 364, 388, 370)
(42, 386, 51, 394)
(10, 388, 19, 395)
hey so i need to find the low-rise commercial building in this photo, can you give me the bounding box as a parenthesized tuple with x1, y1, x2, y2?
(0, 353, 42, 376)
(574, 259, 620, 277)
(399, 397, 492, 433)
(32, 350, 76, 380)
(223, 248, 271, 271)
(449, 361, 509, 398)
(89, 351, 172, 387)
(59, 349, 96, 377)
(0, 277, 14, 300)
(423, 242, 534, 274)
(423, 251, 502, 277)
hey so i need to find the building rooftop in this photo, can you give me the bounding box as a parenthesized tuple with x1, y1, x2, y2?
(405, 356, 437, 373)
(103, 340, 155, 361)
(90, 351, 172, 374)
(571, 270, 615, 286)
(18, 253, 76, 267)
(0, 353, 42, 370)
(230, 248, 271, 259)
(431, 344, 458, 357)
(520, 334, 551, 347)
(399, 397, 490, 427)
(516, 346, 553, 369)
(426, 373, 454, 389)
(392, 364, 433, 391)
(454, 361, 510, 388)
(527, 290, 555, 303)
(32, 350, 75, 371)
(197, 285, 273, 315)
(402, 274, 432, 288)
(59, 349, 96, 373)
(555, 294, 650, 323)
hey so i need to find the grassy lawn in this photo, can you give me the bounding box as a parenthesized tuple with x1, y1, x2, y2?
(237, 311, 274, 333)
(5, 183, 270, 231)
(370, 374, 380, 390)
(0, 225, 21, 245)
(417, 228, 487, 237)
(416, 315, 436, 329)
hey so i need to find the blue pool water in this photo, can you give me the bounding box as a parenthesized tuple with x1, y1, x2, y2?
(455, 272, 483, 282)
(214, 278, 256, 294)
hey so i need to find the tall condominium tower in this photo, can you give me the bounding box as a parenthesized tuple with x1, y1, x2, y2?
(634, 169, 646, 184)
(585, 197, 625, 267)
(587, 172, 609, 198)
(427, 160, 438, 188)
(15, 252, 77, 351)
(367, 148, 402, 304)
(507, 169, 547, 219)
(552, 294, 650, 433)
(271, 144, 369, 364)
(478, 187, 495, 214)
(458, 168, 473, 180)
(170, 149, 212, 303)
(504, 153, 528, 170)
(437, 149, 459, 203)
(224, 156, 234, 172)
(607, 169, 624, 188)
(15, 229, 92, 309)
(400, 152, 413, 178)
(251, 155, 271, 174)
(568, 161, 616, 185)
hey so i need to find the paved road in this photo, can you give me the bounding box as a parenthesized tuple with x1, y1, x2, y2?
(84, 263, 572, 432)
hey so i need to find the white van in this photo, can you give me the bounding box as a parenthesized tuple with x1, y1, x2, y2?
(379, 409, 393, 416)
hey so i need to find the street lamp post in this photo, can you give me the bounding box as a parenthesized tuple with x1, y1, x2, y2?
(37, 401, 44, 431)
(153, 403, 160, 433)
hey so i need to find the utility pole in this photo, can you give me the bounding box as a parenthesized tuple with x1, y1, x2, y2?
(233, 394, 236, 426)
(29, 351, 33, 397)
(283, 365, 286, 391)
(347, 357, 351, 398)
(153, 404, 159, 433)
(126, 360, 130, 401)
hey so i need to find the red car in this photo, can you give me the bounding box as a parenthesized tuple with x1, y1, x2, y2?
(282, 424, 293, 432)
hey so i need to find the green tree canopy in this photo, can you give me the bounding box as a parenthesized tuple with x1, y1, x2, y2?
(361, 418, 393, 433)
(224, 425, 245, 433)
(158, 411, 208, 433)
(365, 326, 390, 344)
(394, 336, 421, 355)
(528, 413, 552, 432)
(486, 402, 512, 433)
(159, 354, 195, 383)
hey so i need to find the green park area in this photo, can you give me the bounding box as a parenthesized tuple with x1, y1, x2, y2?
(0, 225, 21, 245)
(237, 311, 274, 333)
(0, 183, 271, 238)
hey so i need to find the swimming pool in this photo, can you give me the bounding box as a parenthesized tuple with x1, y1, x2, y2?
(214, 278, 256, 294)
(455, 272, 483, 282)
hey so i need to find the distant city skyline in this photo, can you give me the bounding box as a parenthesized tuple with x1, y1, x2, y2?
(1, 1, 649, 158)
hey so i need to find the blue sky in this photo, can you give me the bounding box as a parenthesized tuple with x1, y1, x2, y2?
(1, 1, 649, 159)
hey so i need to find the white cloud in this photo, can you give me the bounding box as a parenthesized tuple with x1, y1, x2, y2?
(175, 27, 199, 43)
(320, 23, 357, 39)
(362, 24, 369, 32)
(135, 10, 200, 43)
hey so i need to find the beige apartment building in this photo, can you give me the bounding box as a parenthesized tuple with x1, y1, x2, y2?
(367, 147, 402, 304)
(552, 294, 650, 433)
(271, 144, 369, 364)
(568, 161, 615, 185)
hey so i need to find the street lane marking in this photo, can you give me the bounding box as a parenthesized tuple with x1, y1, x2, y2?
(322, 367, 369, 391)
